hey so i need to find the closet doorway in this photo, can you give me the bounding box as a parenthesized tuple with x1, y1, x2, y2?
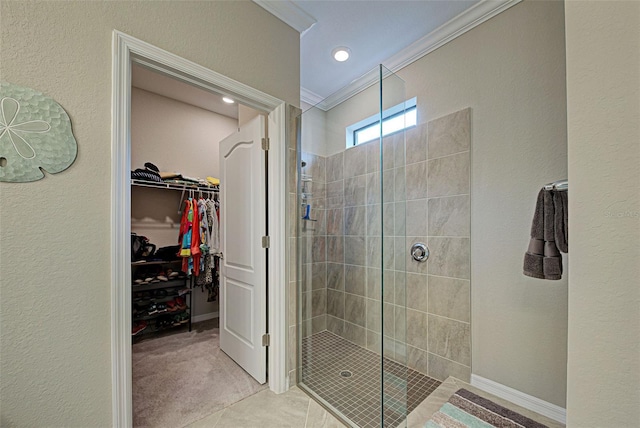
(112, 32, 286, 426)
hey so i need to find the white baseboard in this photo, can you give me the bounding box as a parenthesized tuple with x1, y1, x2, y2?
(470, 374, 566, 424)
(192, 312, 219, 323)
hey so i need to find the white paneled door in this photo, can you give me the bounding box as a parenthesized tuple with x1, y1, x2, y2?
(219, 115, 267, 384)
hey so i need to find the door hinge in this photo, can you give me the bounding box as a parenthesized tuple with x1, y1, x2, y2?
(261, 137, 270, 151)
(262, 236, 270, 248)
(262, 333, 270, 347)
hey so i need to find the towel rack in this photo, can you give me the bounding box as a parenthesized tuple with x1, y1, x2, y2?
(544, 179, 568, 191)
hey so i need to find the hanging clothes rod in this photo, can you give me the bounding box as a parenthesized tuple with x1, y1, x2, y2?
(131, 179, 219, 193)
(544, 179, 568, 191)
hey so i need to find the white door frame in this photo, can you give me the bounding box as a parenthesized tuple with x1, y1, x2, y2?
(110, 30, 288, 427)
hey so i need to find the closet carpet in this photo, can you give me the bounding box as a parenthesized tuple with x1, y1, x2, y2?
(133, 319, 267, 428)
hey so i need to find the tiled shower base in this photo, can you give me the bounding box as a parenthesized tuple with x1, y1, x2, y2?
(300, 331, 441, 428)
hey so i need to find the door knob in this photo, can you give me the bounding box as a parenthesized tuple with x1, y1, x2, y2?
(411, 243, 429, 262)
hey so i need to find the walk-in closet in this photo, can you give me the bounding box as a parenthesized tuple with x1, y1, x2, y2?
(129, 64, 267, 427)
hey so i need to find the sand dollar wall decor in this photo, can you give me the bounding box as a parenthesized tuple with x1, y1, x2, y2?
(0, 81, 78, 182)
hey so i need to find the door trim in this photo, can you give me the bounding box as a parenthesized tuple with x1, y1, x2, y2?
(111, 30, 288, 427)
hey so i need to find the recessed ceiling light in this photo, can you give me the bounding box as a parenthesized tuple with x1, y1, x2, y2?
(332, 47, 351, 62)
(222, 97, 235, 104)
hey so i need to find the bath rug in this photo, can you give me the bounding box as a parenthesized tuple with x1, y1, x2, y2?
(425, 388, 548, 428)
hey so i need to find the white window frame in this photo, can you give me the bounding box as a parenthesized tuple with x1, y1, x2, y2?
(345, 97, 417, 148)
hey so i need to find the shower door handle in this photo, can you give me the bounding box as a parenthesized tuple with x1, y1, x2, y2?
(411, 243, 429, 262)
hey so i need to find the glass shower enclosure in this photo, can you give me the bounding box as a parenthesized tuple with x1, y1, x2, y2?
(296, 65, 440, 427)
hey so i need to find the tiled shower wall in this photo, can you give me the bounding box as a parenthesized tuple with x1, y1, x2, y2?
(298, 107, 471, 384)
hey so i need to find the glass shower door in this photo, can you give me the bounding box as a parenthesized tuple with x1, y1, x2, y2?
(296, 64, 412, 427)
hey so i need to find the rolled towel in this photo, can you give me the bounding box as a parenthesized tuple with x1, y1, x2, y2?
(524, 189, 563, 280)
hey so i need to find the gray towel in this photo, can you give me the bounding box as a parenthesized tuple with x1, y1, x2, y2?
(523, 189, 563, 280)
(554, 191, 568, 253)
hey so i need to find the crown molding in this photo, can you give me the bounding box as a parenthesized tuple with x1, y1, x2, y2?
(305, 0, 522, 111)
(300, 86, 325, 107)
(253, 0, 317, 37)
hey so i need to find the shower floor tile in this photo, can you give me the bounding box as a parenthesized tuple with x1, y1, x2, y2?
(301, 331, 441, 428)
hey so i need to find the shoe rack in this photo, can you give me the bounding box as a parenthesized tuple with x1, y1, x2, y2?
(131, 259, 192, 339)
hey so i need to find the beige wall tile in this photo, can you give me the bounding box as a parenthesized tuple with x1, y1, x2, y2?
(327, 289, 344, 319)
(393, 133, 406, 168)
(406, 199, 428, 236)
(406, 273, 428, 312)
(366, 172, 381, 205)
(405, 161, 428, 200)
(428, 315, 470, 366)
(327, 315, 344, 336)
(311, 237, 326, 262)
(345, 264, 366, 296)
(326, 208, 344, 236)
(427, 152, 469, 198)
(344, 144, 367, 178)
(394, 166, 406, 202)
(366, 140, 381, 173)
(407, 345, 429, 375)
(344, 175, 366, 207)
(326, 236, 344, 263)
(326, 152, 343, 182)
(427, 353, 470, 383)
(427, 108, 470, 160)
(367, 267, 381, 300)
(311, 289, 326, 318)
(406, 308, 429, 350)
(344, 236, 366, 265)
(383, 302, 395, 337)
(311, 262, 327, 290)
(427, 237, 470, 279)
(366, 204, 381, 236)
(383, 135, 395, 170)
(366, 298, 382, 332)
(428, 195, 469, 237)
(345, 294, 366, 327)
(344, 321, 367, 347)
(325, 180, 344, 208)
(366, 236, 382, 268)
(406, 123, 428, 165)
(428, 276, 470, 323)
(326, 262, 344, 291)
(344, 205, 366, 236)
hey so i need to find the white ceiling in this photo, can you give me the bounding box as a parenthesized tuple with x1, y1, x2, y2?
(299, 1, 479, 99)
(132, 1, 520, 114)
(255, 0, 519, 109)
(132, 64, 239, 120)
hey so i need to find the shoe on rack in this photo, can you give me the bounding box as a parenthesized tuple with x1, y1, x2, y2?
(147, 303, 158, 315)
(175, 296, 187, 310)
(156, 271, 168, 282)
(156, 303, 167, 313)
(132, 320, 148, 336)
(166, 300, 178, 312)
(168, 269, 179, 279)
(179, 311, 190, 324)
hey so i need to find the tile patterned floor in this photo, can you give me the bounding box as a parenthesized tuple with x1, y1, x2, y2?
(301, 331, 441, 428)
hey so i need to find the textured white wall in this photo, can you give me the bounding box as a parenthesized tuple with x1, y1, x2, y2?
(565, 1, 640, 426)
(0, 1, 299, 426)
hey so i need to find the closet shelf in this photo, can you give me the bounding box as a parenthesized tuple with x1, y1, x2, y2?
(132, 179, 219, 193)
(132, 279, 189, 292)
(134, 308, 190, 322)
(132, 259, 182, 266)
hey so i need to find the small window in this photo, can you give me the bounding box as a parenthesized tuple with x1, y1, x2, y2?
(346, 98, 417, 148)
